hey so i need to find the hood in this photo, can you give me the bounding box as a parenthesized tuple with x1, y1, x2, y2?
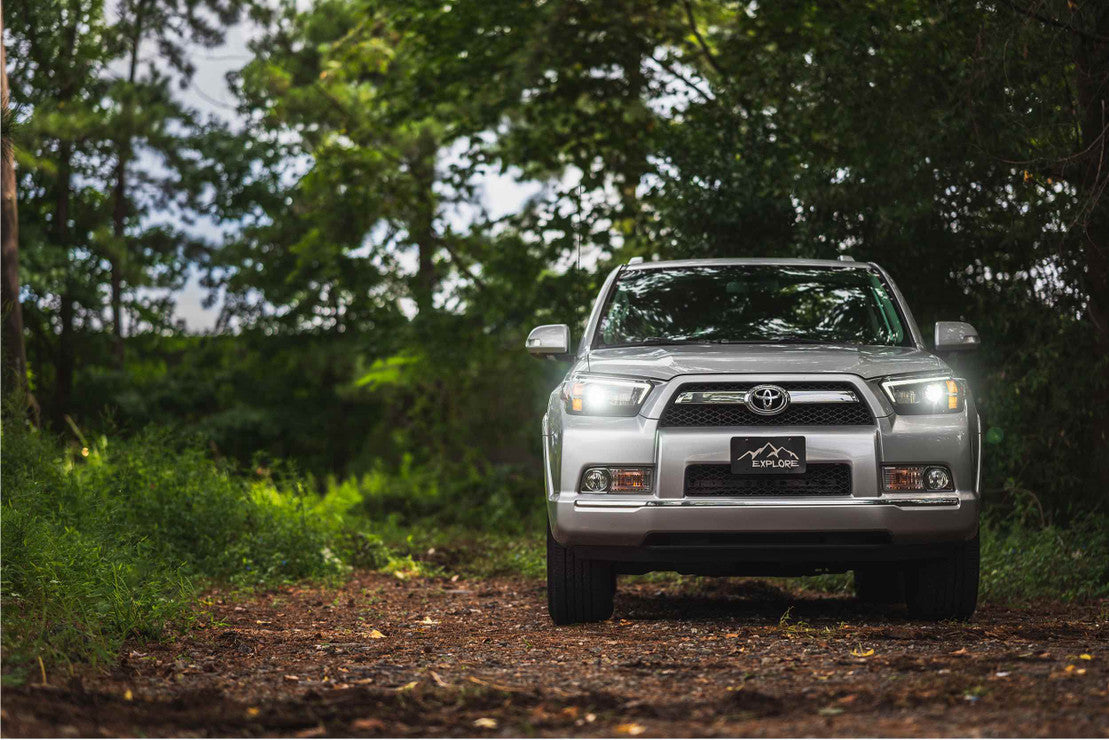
(583, 344, 949, 381)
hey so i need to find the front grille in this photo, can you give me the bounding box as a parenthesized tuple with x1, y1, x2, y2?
(659, 382, 873, 427)
(684, 463, 852, 497)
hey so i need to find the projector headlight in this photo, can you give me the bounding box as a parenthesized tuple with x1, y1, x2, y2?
(562, 374, 653, 417)
(880, 375, 965, 415)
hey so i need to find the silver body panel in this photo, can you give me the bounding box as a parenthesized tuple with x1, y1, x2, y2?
(542, 259, 981, 555)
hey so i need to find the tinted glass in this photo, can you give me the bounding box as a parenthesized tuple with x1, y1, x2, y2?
(596, 266, 908, 347)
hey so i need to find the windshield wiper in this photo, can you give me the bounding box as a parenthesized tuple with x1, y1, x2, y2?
(762, 337, 831, 345)
(601, 338, 730, 348)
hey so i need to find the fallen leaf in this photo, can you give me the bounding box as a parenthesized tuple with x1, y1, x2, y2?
(850, 647, 875, 658)
(616, 722, 646, 735)
(429, 671, 448, 687)
(351, 718, 385, 732)
(395, 680, 419, 692)
(951, 647, 969, 656)
(246, 707, 261, 718)
(295, 725, 325, 738)
(284, 675, 299, 682)
(818, 706, 845, 716)
(725, 633, 739, 638)
(368, 629, 386, 639)
(419, 617, 439, 626)
(1079, 653, 1093, 660)
(123, 690, 133, 702)
(473, 718, 498, 729)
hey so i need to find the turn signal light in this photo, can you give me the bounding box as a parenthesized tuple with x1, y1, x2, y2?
(882, 465, 954, 492)
(580, 466, 653, 493)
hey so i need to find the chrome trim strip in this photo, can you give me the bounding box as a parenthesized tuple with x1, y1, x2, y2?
(574, 496, 960, 509)
(674, 389, 859, 405)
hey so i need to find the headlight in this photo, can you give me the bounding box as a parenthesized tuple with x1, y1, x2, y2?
(880, 375, 965, 414)
(562, 374, 653, 417)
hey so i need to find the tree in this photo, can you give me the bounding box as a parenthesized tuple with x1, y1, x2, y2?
(1, 0, 29, 402)
(104, 0, 248, 365)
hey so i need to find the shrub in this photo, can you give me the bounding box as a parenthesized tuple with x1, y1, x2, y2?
(0, 424, 343, 676)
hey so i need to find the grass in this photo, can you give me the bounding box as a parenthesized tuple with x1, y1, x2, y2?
(3, 417, 1106, 683)
(1, 423, 346, 680)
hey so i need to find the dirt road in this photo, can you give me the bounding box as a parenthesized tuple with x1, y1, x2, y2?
(3, 573, 1107, 737)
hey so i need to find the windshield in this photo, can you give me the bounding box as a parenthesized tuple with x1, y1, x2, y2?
(595, 265, 910, 348)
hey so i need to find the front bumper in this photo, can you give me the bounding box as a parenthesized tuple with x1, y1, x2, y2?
(549, 492, 979, 549)
(544, 373, 981, 554)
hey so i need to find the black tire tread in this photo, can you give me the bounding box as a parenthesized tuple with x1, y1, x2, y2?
(905, 534, 979, 620)
(547, 524, 615, 625)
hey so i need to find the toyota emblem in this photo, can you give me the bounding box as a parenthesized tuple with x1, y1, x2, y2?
(746, 384, 790, 415)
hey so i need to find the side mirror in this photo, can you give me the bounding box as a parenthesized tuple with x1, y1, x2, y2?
(935, 321, 980, 352)
(526, 324, 572, 360)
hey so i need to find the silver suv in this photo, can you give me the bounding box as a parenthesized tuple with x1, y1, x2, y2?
(527, 259, 981, 624)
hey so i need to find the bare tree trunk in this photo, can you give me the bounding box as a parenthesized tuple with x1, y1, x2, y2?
(1, 1, 29, 402)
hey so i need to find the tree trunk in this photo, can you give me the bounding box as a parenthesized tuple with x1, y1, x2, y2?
(52, 144, 74, 430)
(110, 153, 126, 367)
(409, 130, 438, 320)
(1073, 7, 1109, 500)
(1, 4, 29, 402)
(108, 0, 148, 369)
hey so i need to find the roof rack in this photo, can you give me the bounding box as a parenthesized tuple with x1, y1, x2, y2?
(627, 256, 645, 265)
(837, 255, 855, 262)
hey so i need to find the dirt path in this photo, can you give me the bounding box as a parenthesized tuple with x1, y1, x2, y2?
(3, 574, 1107, 737)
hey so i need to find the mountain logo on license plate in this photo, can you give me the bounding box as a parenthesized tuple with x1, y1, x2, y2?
(731, 436, 806, 475)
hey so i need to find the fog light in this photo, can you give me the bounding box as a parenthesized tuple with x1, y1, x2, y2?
(924, 466, 952, 491)
(580, 466, 653, 493)
(582, 468, 611, 492)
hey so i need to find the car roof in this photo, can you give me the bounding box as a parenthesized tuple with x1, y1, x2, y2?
(622, 258, 876, 271)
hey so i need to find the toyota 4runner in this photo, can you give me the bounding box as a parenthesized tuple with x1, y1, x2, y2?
(526, 258, 981, 625)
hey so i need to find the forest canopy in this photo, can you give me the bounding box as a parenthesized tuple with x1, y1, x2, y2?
(3, 0, 1107, 517)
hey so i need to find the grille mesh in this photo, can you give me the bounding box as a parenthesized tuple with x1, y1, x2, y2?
(684, 463, 852, 497)
(660, 382, 873, 427)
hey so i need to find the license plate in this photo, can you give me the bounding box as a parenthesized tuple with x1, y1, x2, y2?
(731, 436, 807, 475)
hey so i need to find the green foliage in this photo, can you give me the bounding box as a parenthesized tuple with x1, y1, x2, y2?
(979, 506, 1109, 603)
(0, 423, 343, 675)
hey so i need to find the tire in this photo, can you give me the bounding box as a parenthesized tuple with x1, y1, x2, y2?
(904, 534, 979, 620)
(546, 523, 615, 625)
(853, 565, 905, 604)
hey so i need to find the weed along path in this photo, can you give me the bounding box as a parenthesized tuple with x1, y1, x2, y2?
(3, 573, 1107, 737)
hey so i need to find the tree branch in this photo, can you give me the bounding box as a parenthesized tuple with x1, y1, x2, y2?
(682, 0, 729, 80)
(646, 53, 715, 104)
(995, 0, 1109, 44)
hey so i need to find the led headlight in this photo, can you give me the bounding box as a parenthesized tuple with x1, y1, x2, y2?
(562, 374, 653, 417)
(880, 375, 965, 414)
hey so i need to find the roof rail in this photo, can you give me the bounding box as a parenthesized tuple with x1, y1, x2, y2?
(837, 255, 855, 262)
(627, 256, 645, 265)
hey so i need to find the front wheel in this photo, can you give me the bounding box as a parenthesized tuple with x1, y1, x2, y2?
(546, 523, 615, 625)
(904, 535, 979, 620)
